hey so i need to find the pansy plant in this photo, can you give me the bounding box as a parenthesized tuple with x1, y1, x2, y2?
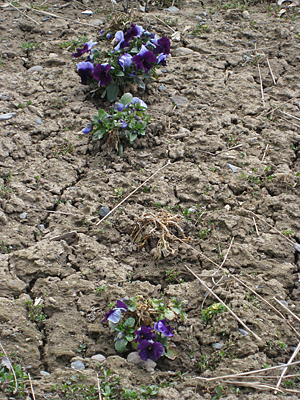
(72, 24, 171, 102)
(82, 92, 150, 156)
(102, 296, 187, 362)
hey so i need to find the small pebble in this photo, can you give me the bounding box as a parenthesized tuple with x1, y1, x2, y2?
(226, 163, 238, 173)
(238, 328, 249, 336)
(91, 354, 106, 363)
(35, 118, 42, 125)
(0, 113, 16, 121)
(40, 371, 51, 377)
(294, 243, 300, 252)
(99, 206, 110, 217)
(20, 212, 28, 219)
(27, 66, 43, 73)
(158, 84, 166, 91)
(71, 361, 85, 370)
(258, 284, 264, 288)
(82, 10, 93, 15)
(164, 6, 179, 12)
(213, 343, 223, 350)
(280, 300, 288, 306)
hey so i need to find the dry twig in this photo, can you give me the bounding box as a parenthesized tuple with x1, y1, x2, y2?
(258, 63, 265, 106)
(253, 216, 260, 236)
(28, 373, 36, 400)
(30, 7, 99, 28)
(184, 265, 262, 342)
(261, 143, 269, 162)
(8, 1, 40, 25)
(96, 373, 102, 400)
(152, 14, 176, 32)
(273, 297, 300, 323)
(96, 160, 171, 226)
(267, 58, 276, 85)
(190, 360, 300, 381)
(275, 340, 300, 393)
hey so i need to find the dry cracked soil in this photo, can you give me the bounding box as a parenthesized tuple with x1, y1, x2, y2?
(1, 0, 300, 399)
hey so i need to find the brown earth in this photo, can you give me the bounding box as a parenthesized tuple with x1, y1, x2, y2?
(1, 0, 300, 399)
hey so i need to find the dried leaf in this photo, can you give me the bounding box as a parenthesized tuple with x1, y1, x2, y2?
(1, 357, 12, 370)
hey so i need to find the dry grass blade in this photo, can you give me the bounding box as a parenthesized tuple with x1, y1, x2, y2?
(243, 209, 295, 245)
(96, 373, 102, 400)
(273, 297, 300, 323)
(184, 265, 262, 341)
(212, 237, 234, 276)
(261, 143, 269, 162)
(278, 115, 300, 129)
(8, 1, 40, 25)
(28, 373, 36, 400)
(229, 275, 300, 338)
(96, 160, 171, 226)
(258, 64, 265, 106)
(0, 340, 18, 394)
(173, 43, 280, 58)
(275, 340, 300, 393)
(253, 217, 260, 236)
(190, 360, 300, 381)
(152, 14, 176, 32)
(277, 109, 300, 122)
(30, 7, 100, 28)
(224, 380, 284, 392)
(267, 58, 276, 85)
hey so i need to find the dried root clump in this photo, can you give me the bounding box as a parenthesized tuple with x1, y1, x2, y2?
(131, 210, 191, 259)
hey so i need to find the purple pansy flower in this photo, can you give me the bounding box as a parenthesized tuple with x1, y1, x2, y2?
(114, 31, 129, 51)
(132, 45, 156, 73)
(157, 53, 167, 66)
(154, 319, 173, 337)
(135, 24, 144, 37)
(115, 103, 124, 112)
(92, 63, 112, 86)
(132, 97, 148, 109)
(102, 300, 127, 324)
(151, 36, 170, 55)
(120, 120, 127, 128)
(118, 53, 132, 71)
(134, 326, 156, 343)
(77, 61, 94, 85)
(82, 123, 93, 134)
(137, 340, 164, 361)
(124, 24, 139, 41)
(72, 39, 97, 58)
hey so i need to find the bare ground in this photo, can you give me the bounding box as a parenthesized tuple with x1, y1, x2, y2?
(1, 0, 300, 398)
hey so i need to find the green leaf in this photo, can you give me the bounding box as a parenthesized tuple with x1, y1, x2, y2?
(93, 116, 100, 124)
(165, 346, 178, 360)
(127, 303, 137, 312)
(153, 70, 158, 79)
(107, 82, 119, 102)
(115, 338, 128, 353)
(118, 143, 123, 157)
(101, 89, 107, 99)
(115, 71, 125, 77)
(95, 128, 106, 140)
(163, 309, 176, 320)
(129, 132, 137, 143)
(125, 334, 134, 342)
(98, 109, 106, 120)
(124, 317, 135, 328)
(120, 93, 133, 106)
